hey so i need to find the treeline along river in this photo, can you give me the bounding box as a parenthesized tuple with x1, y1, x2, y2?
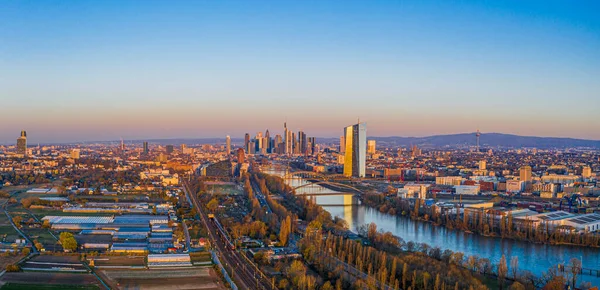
(266, 168, 600, 286)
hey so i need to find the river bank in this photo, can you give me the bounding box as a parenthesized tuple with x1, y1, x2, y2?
(267, 168, 600, 286)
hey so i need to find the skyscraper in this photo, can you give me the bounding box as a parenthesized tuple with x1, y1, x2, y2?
(166, 145, 174, 154)
(343, 122, 366, 178)
(367, 140, 376, 154)
(143, 141, 149, 155)
(265, 130, 271, 153)
(17, 131, 27, 156)
(244, 133, 250, 153)
(308, 137, 316, 155)
(284, 123, 292, 155)
(298, 131, 307, 155)
(339, 136, 345, 153)
(237, 148, 245, 163)
(226, 136, 231, 155)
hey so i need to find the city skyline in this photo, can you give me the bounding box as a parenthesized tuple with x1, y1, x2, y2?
(4, 126, 600, 145)
(2, 1, 599, 142)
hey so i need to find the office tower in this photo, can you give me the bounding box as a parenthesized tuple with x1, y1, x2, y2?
(71, 149, 80, 159)
(143, 141, 149, 155)
(237, 148, 245, 163)
(520, 166, 532, 183)
(479, 160, 487, 170)
(343, 122, 366, 178)
(298, 131, 307, 155)
(248, 141, 256, 154)
(265, 130, 271, 153)
(339, 136, 345, 153)
(582, 166, 592, 178)
(244, 133, 250, 153)
(274, 135, 283, 154)
(284, 123, 292, 155)
(226, 136, 231, 155)
(256, 132, 263, 152)
(120, 138, 125, 151)
(292, 132, 298, 154)
(367, 140, 376, 154)
(16, 131, 27, 156)
(166, 145, 174, 154)
(308, 137, 316, 155)
(181, 144, 187, 152)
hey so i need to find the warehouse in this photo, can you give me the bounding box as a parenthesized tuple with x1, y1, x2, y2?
(563, 213, 600, 232)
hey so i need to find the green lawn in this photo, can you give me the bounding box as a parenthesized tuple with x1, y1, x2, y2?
(1, 283, 99, 290)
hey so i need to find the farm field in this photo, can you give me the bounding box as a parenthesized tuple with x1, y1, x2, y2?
(88, 255, 146, 268)
(99, 267, 225, 290)
(0, 272, 102, 289)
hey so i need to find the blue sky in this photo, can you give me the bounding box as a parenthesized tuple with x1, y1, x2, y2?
(1, 0, 599, 143)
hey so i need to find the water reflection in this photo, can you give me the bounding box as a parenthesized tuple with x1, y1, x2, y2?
(266, 169, 600, 285)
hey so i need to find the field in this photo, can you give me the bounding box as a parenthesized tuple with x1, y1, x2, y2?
(0, 283, 99, 290)
(0, 214, 21, 244)
(88, 255, 146, 268)
(0, 272, 102, 289)
(99, 267, 225, 290)
(0, 255, 25, 272)
(207, 184, 243, 196)
(189, 251, 212, 264)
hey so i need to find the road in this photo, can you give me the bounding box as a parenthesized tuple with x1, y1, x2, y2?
(250, 179, 272, 214)
(182, 219, 191, 251)
(183, 180, 274, 290)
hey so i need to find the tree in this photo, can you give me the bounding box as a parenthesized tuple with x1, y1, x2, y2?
(321, 281, 334, 290)
(12, 216, 22, 228)
(59, 232, 78, 252)
(568, 257, 582, 289)
(498, 254, 508, 290)
(206, 198, 219, 213)
(508, 282, 526, 290)
(279, 215, 291, 246)
(278, 278, 289, 289)
(510, 256, 519, 280)
(6, 264, 20, 272)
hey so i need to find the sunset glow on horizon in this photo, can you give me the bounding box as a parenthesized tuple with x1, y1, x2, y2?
(2, 1, 599, 143)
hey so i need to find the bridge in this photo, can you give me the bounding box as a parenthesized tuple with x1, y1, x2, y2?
(282, 171, 352, 182)
(292, 181, 362, 196)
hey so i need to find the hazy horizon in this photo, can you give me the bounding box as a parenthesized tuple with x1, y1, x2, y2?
(2, 130, 600, 146)
(2, 1, 599, 143)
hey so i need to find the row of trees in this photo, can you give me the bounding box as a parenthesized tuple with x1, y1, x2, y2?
(300, 227, 489, 290)
(363, 193, 600, 247)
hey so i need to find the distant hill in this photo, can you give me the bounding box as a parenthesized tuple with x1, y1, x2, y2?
(368, 133, 600, 149)
(56, 133, 599, 149)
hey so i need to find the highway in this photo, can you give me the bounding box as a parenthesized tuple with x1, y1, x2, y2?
(183, 180, 274, 290)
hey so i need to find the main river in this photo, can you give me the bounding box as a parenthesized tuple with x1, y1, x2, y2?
(266, 169, 600, 286)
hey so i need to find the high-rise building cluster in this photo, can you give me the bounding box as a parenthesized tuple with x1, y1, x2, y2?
(243, 123, 317, 156)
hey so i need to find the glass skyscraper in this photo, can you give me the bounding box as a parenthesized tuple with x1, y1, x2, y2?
(343, 122, 366, 178)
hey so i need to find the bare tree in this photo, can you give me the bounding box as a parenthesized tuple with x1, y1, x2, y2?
(510, 256, 519, 280)
(569, 257, 582, 289)
(498, 254, 508, 290)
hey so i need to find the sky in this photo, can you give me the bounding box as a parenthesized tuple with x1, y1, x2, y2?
(1, 0, 599, 144)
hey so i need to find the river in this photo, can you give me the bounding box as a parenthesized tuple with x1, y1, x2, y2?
(266, 169, 600, 286)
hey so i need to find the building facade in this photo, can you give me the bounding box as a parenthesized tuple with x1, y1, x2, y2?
(343, 122, 366, 178)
